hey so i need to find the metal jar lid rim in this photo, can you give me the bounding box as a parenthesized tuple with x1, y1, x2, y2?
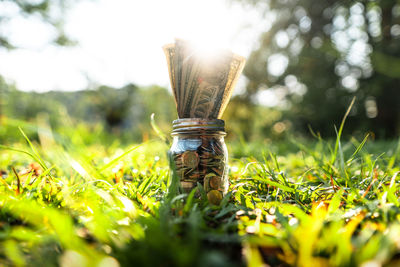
(172, 118, 225, 134)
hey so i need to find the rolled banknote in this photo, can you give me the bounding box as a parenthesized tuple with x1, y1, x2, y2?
(163, 39, 245, 119)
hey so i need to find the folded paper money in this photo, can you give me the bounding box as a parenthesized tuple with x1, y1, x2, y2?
(163, 39, 246, 119)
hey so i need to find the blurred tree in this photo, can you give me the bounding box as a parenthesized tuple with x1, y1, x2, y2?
(237, 0, 400, 138)
(93, 84, 138, 129)
(0, 0, 76, 49)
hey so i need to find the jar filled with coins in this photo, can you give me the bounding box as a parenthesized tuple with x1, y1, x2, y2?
(168, 118, 228, 205)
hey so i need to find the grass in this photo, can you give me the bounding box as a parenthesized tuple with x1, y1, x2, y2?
(1, 115, 400, 267)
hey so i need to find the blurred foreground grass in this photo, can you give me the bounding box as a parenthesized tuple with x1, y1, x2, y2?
(1, 116, 400, 267)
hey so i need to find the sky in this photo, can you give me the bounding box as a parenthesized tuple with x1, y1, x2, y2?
(0, 0, 269, 92)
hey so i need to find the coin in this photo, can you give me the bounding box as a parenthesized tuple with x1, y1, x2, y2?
(207, 190, 222, 205)
(181, 151, 199, 169)
(209, 176, 220, 189)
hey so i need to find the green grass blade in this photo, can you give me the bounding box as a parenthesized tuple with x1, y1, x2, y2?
(18, 127, 48, 170)
(150, 113, 169, 145)
(348, 133, 369, 163)
(0, 144, 46, 170)
(331, 96, 355, 165)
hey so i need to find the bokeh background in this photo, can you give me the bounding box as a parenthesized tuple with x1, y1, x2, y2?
(1, 0, 399, 145)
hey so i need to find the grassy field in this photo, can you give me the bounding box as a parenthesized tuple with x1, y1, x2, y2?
(1, 115, 400, 267)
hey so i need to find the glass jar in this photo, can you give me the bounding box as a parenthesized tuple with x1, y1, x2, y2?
(168, 118, 228, 205)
